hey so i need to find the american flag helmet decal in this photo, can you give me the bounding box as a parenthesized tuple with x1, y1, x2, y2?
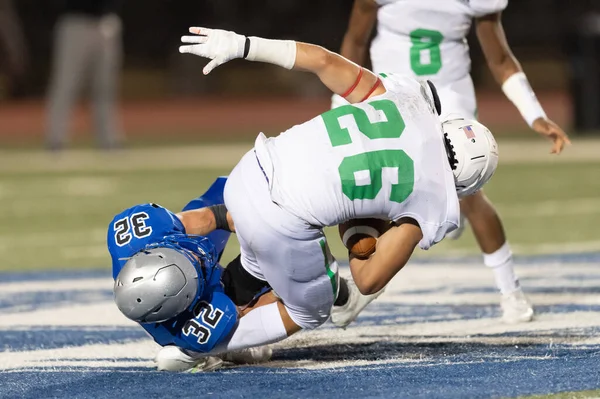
(462, 125, 476, 139)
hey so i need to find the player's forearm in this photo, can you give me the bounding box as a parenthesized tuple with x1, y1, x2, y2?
(476, 13, 547, 127)
(349, 223, 421, 295)
(294, 43, 382, 103)
(179, 27, 384, 102)
(485, 50, 521, 87)
(177, 206, 235, 235)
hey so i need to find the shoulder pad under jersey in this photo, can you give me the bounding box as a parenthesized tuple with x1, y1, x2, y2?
(108, 203, 185, 278)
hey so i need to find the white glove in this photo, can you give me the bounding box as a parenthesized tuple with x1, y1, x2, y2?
(331, 93, 350, 109)
(179, 27, 246, 75)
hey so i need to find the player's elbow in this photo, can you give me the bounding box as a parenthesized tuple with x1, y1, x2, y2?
(355, 276, 383, 296)
(311, 46, 334, 72)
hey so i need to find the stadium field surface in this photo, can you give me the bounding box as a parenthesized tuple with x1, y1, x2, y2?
(1, 139, 599, 398)
(1, 255, 599, 398)
(0, 139, 598, 271)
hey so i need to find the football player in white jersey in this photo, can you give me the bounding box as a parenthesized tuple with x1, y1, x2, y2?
(166, 25, 498, 362)
(334, 0, 570, 323)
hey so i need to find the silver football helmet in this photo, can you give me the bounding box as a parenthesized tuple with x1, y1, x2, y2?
(114, 247, 199, 323)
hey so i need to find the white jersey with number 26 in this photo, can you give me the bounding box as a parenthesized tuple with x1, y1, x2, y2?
(254, 74, 460, 250)
(371, 0, 508, 83)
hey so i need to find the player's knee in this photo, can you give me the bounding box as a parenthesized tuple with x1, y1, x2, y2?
(300, 311, 331, 330)
(288, 304, 332, 330)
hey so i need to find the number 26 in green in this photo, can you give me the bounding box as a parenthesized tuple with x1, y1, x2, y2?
(321, 99, 414, 203)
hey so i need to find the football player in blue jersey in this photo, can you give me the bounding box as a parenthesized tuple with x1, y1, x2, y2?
(108, 177, 277, 372)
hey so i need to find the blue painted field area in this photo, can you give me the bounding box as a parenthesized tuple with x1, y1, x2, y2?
(1, 255, 600, 399)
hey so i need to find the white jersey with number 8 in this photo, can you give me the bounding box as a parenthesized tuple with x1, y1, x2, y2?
(255, 74, 460, 250)
(372, 0, 507, 83)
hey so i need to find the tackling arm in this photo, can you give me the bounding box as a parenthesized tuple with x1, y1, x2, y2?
(349, 218, 422, 295)
(476, 12, 570, 154)
(177, 206, 235, 234)
(179, 27, 385, 104)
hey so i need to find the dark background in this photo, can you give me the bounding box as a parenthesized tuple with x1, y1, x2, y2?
(6, 0, 593, 97)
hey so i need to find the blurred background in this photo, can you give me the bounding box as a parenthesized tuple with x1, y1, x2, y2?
(0, 0, 598, 272)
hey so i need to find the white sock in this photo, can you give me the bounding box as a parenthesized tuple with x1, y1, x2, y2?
(209, 302, 287, 355)
(483, 242, 519, 295)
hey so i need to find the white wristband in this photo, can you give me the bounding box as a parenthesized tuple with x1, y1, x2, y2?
(246, 37, 297, 70)
(501, 72, 546, 127)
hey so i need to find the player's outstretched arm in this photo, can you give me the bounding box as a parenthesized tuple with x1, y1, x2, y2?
(179, 27, 385, 104)
(476, 12, 571, 154)
(349, 218, 422, 295)
(177, 205, 235, 234)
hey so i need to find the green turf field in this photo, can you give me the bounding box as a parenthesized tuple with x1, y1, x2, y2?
(0, 139, 598, 272)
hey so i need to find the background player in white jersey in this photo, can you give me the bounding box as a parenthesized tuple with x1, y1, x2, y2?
(175, 26, 498, 351)
(335, 0, 571, 323)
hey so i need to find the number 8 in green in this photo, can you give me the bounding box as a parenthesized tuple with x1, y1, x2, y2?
(409, 28, 443, 76)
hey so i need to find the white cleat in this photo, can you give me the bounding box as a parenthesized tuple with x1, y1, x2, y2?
(155, 345, 223, 372)
(446, 213, 466, 240)
(330, 278, 385, 329)
(220, 346, 273, 364)
(501, 288, 534, 324)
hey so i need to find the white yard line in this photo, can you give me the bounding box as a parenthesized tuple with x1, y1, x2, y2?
(499, 197, 600, 218)
(512, 240, 600, 254)
(0, 278, 112, 294)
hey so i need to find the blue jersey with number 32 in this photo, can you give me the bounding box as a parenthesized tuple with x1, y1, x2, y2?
(107, 177, 237, 353)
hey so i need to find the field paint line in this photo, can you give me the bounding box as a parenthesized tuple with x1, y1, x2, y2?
(0, 278, 112, 294)
(0, 340, 157, 371)
(0, 302, 134, 327)
(277, 312, 600, 351)
(499, 197, 600, 218)
(512, 240, 600, 255)
(267, 356, 428, 371)
(381, 292, 600, 306)
(421, 241, 600, 258)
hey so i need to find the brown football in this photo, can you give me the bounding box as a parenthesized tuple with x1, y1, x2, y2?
(338, 218, 390, 259)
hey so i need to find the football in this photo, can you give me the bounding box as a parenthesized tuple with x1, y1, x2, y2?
(338, 218, 390, 259)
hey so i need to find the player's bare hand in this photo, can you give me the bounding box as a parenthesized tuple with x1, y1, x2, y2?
(531, 117, 571, 154)
(179, 27, 246, 75)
